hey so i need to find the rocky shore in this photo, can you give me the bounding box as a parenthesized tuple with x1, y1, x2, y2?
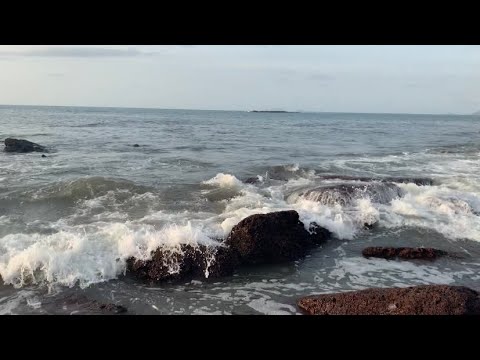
(126, 210, 332, 282)
(297, 285, 480, 315)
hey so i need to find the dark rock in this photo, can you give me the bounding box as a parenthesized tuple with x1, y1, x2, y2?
(362, 247, 447, 260)
(301, 182, 403, 206)
(297, 285, 480, 315)
(126, 244, 239, 282)
(308, 222, 332, 245)
(386, 177, 433, 186)
(127, 210, 331, 283)
(4, 138, 46, 153)
(133, 144, 140, 147)
(317, 175, 433, 186)
(225, 210, 329, 264)
(41, 154, 47, 158)
(244, 177, 261, 184)
(58, 294, 127, 314)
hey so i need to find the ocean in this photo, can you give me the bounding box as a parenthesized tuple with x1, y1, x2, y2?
(1, 105, 480, 314)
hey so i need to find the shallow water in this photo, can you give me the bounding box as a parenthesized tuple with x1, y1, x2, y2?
(1, 105, 480, 314)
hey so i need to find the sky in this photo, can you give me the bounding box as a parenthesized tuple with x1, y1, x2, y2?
(0, 45, 478, 114)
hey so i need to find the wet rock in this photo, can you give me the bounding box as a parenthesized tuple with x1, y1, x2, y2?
(127, 210, 331, 282)
(41, 154, 47, 158)
(133, 144, 140, 147)
(225, 210, 330, 264)
(244, 177, 261, 184)
(317, 175, 433, 186)
(301, 182, 404, 206)
(4, 138, 46, 153)
(297, 285, 480, 315)
(127, 244, 239, 282)
(308, 222, 332, 245)
(362, 247, 447, 260)
(58, 294, 127, 314)
(386, 177, 433, 186)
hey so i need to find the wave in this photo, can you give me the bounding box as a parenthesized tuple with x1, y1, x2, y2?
(2, 163, 480, 289)
(15, 177, 153, 205)
(0, 221, 222, 289)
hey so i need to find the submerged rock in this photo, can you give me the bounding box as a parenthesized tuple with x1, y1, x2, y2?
(41, 154, 47, 158)
(225, 210, 330, 264)
(362, 247, 447, 260)
(133, 144, 140, 147)
(317, 175, 433, 186)
(244, 177, 261, 184)
(297, 285, 480, 315)
(4, 138, 46, 153)
(127, 210, 331, 282)
(57, 294, 127, 314)
(386, 177, 433, 186)
(301, 182, 404, 206)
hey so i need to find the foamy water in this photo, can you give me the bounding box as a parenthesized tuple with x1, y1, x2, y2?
(1, 106, 480, 314)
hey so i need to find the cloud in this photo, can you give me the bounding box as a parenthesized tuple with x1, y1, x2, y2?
(0, 46, 154, 58)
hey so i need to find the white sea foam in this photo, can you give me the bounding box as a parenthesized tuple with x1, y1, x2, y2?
(247, 298, 297, 315)
(3, 157, 480, 290)
(202, 173, 245, 189)
(0, 221, 222, 289)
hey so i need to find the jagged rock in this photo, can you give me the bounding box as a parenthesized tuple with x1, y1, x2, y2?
(127, 211, 331, 282)
(126, 244, 239, 282)
(298, 285, 480, 315)
(225, 210, 329, 264)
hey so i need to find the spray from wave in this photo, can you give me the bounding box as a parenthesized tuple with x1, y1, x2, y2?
(2, 157, 480, 290)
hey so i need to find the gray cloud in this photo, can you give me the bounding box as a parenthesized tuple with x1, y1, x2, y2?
(0, 46, 153, 58)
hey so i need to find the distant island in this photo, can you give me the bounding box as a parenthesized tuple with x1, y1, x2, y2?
(249, 110, 299, 113)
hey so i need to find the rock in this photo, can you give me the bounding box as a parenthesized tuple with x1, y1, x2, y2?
(4, 138, 46, 153)
(386, 177, 433, 186)
(301, 182, 404, 206)
(126, 244, 239, 282)
(244, 177, 261, 184)
(127, 210, 331, 282)
(308, 222, 332, 245)
(58, 294, 127, 314)
(297, 285, 480, 315)
(225, 210, 330, 264)
(362, 247, 447, 260)
(42, 154, 47, 158)
(317, 175, 433, 186)
(133, 144, 140, 147)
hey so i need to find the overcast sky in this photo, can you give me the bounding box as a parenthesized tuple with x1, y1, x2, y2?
(0, 45, 478, 114)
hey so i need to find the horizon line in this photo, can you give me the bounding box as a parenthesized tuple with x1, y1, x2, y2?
(0, 103, 474, 116)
